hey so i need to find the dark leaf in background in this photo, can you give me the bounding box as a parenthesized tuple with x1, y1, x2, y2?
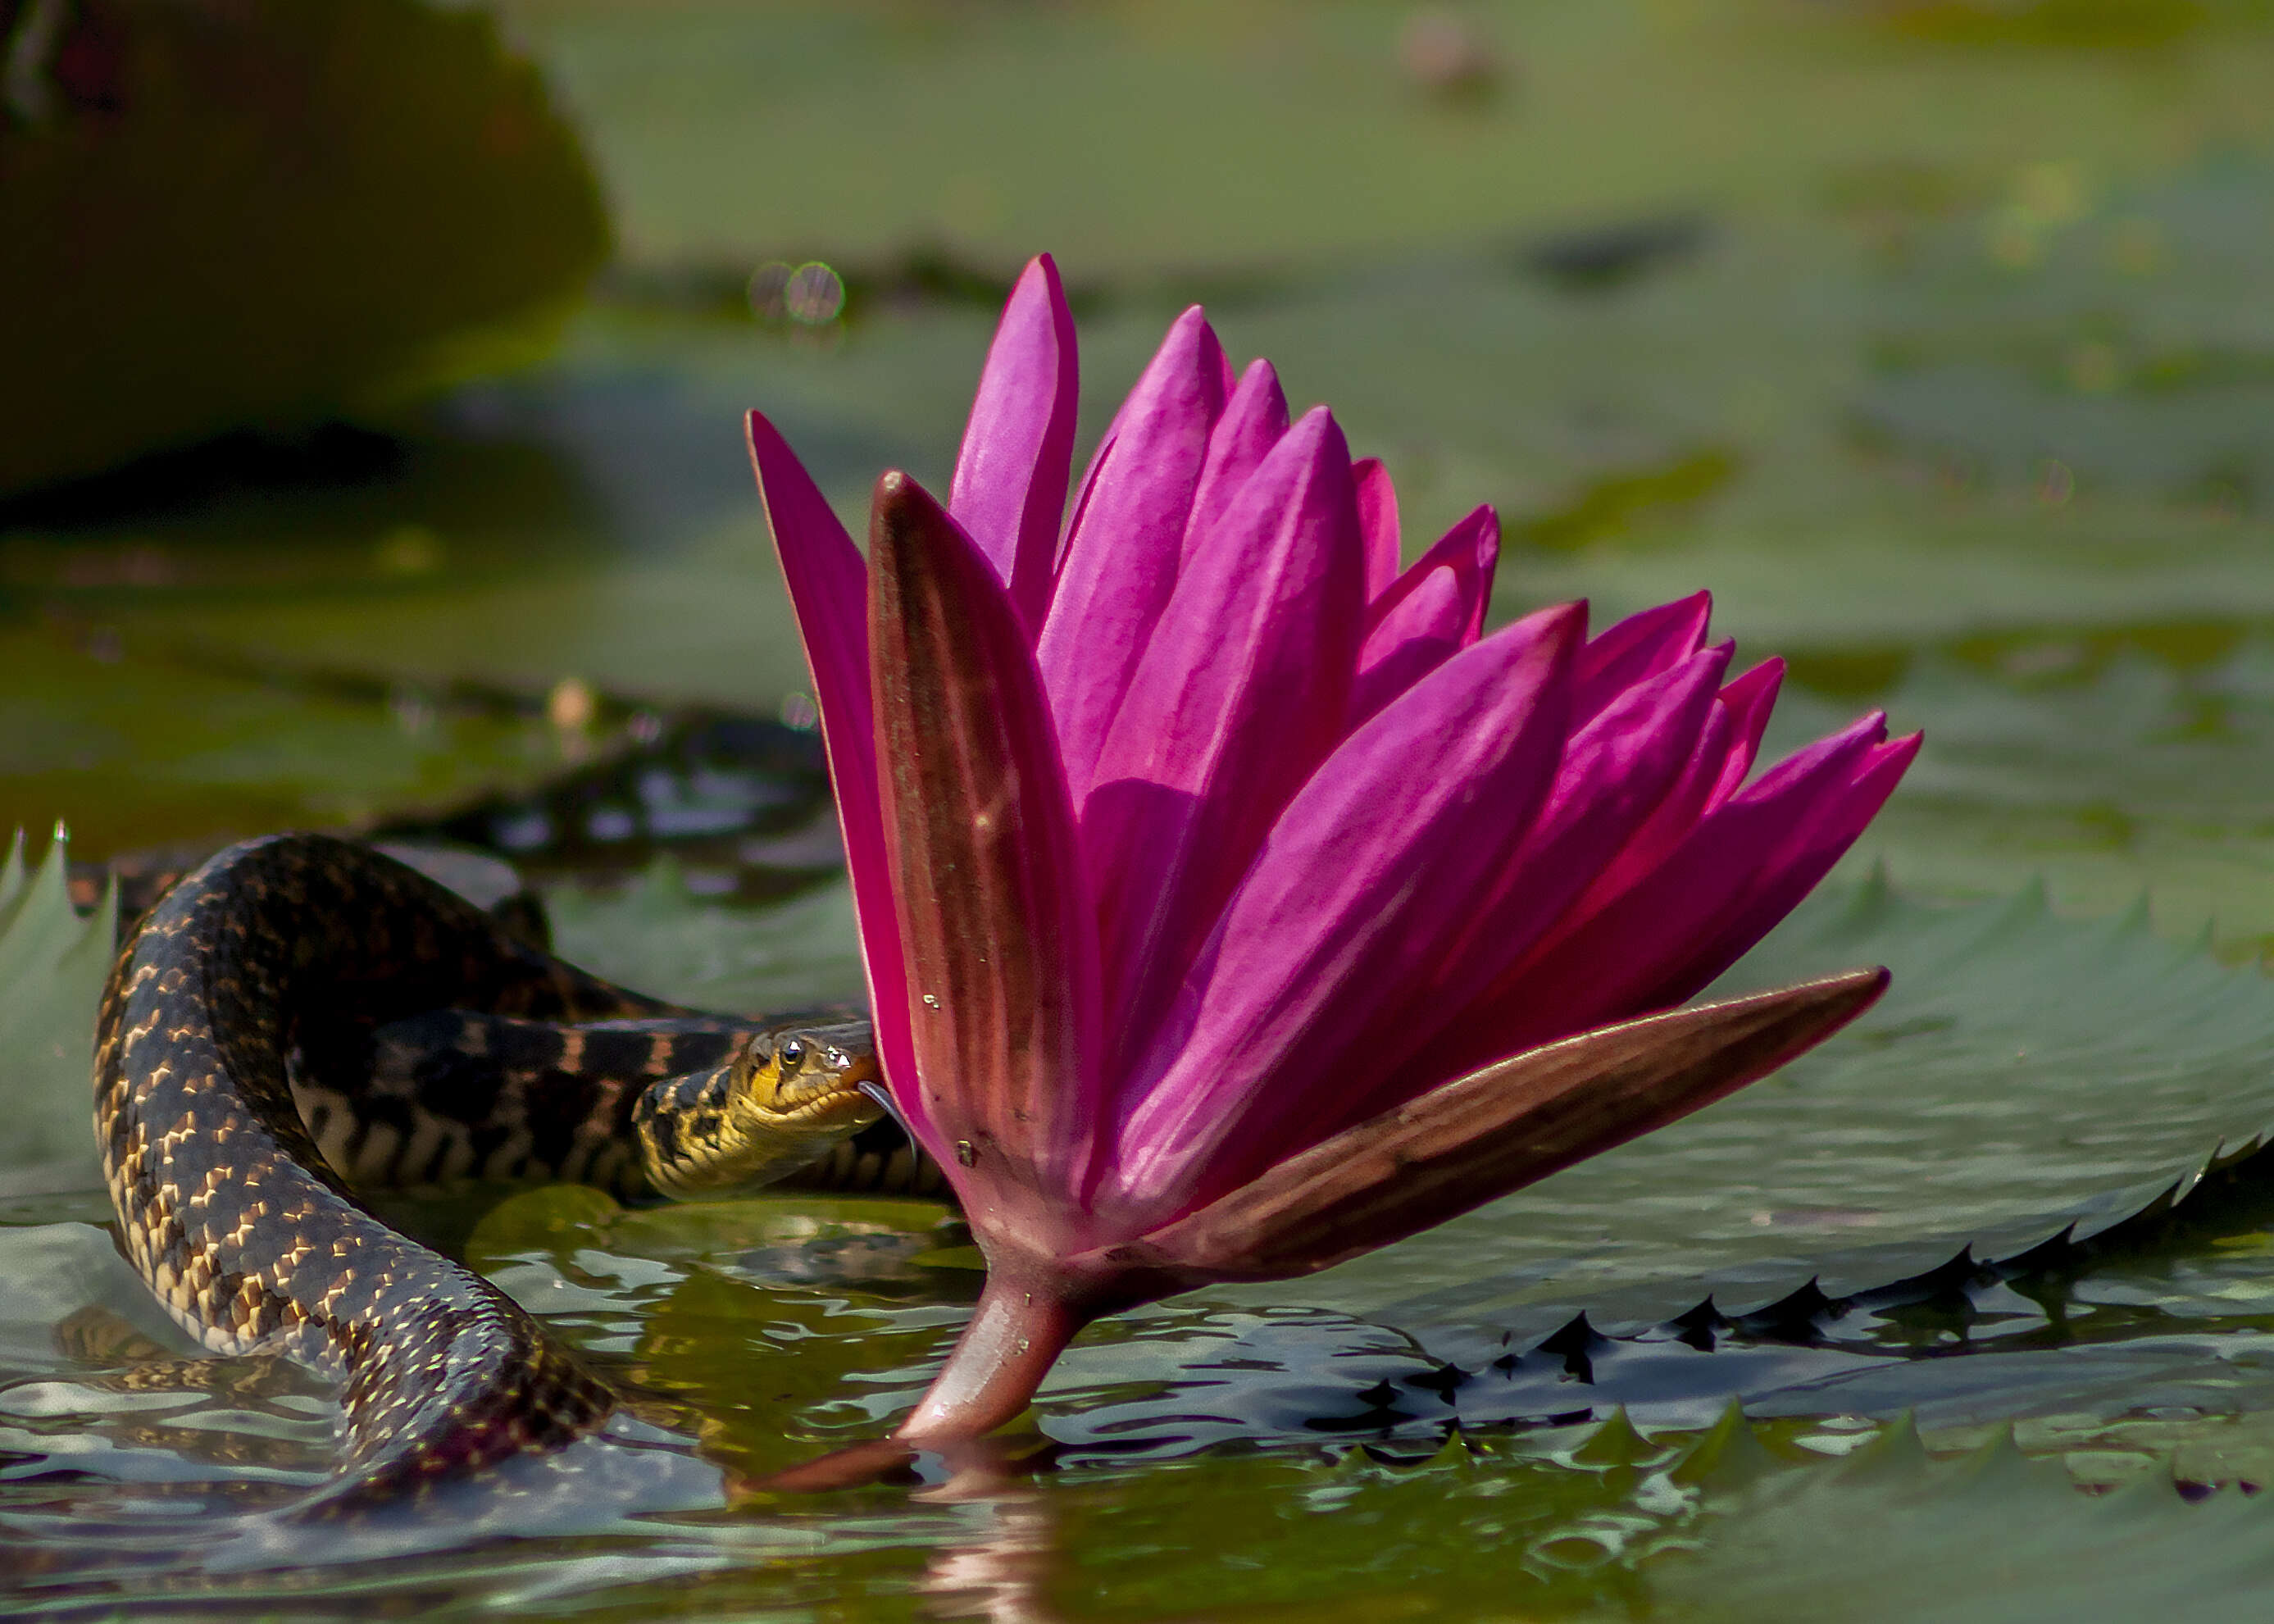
(0, 0, 608, 496)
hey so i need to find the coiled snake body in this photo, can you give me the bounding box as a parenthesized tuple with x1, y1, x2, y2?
(93, 834, 928, 1512)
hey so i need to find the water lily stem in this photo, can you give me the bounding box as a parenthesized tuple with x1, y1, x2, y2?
(896, 1271, 1088, 1440)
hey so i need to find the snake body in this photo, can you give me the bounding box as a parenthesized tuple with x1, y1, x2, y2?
(93, 833, 921, 1511)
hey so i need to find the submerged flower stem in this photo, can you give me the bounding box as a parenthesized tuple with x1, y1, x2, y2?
(896, 1268, 1089, 1441)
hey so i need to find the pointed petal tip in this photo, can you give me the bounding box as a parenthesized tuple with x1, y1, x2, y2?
(745, 408, 812, 488)
(871, 470, 994, 608)
(1286, 403, 1342, 446)
(953, 256, 1080, 626)
(1531, 598, 1587, 645)
(1653, 588, 1712, 634)
(1724, 654, 1783, 695)
(1685, 640, 1735, 681)
(871, 469, 957, 548)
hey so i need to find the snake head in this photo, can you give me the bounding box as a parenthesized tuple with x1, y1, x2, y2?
(638, 1013, 886, 1200)
(736, 1016, 885, 1133)
(703, 1016, 887, 1196)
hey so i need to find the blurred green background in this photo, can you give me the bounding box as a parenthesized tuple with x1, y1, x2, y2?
(8, 0, 2274, 944)
(15, 3, 2274, 1617)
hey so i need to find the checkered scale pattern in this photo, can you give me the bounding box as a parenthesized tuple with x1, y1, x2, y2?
(91, 833, 910, 1513)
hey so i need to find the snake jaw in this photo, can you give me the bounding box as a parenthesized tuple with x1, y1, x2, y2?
(752, 1022, 885, 1125)
(633, 1018, 886, 1199)
(630, 1016, 889, 1201)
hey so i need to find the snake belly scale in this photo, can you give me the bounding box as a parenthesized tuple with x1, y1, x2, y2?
(93, 833, 922, 1512)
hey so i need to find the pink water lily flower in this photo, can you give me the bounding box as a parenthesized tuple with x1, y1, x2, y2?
(748, 254, 1917, 1440)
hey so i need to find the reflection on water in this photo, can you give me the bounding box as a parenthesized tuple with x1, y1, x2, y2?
(916, 1490, 1063, 1624)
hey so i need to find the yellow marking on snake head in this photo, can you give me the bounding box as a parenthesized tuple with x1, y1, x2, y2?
(641, 1016, 883, 1200)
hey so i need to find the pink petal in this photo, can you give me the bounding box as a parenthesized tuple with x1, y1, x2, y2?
(1637, 730, 1922, 1008)
(1355, 457, 1401, 601)
(1349, 506, 1499, 725)
(1554, 662, 1777, 946)
(1576, 592, 1712, 719)
(1430, 712, 1892, 1069)
(746, 412, 920, 1143)
(1180, 359, 1289, 570)
(1103, 605, 1584, 1225)
(1557, 640, 1740, 914)
(948, 255, 1079, 633)
(1708, 657, 1784, 806)
(1462, 512, 1498, 644)
(867, 473, 1105, 1224)
(1367, 504, 1499, 634)
(1038, 308, 1230, 807)
(1084, 407, 1368, 1083)
(1371, 643, 1733, 1103)
(1348, 568, 1465, 729)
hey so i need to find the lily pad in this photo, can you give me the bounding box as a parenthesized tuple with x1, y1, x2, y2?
(542, 860, 866, 1014)
(1247, 869, 2274, 1335)
(1658, 1423, 2274, 1624)
(1766, 631, 2274, 943)
(0, 831, 114, 1176)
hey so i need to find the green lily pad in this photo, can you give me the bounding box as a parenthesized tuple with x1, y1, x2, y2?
(542, 859, 866, 1014)
(1256, 870, 2274, 1333)
(0, 831, 114, 1176)
(464, 856, 2274, 1358)
(1657, 1422, 2274, 1624)
(1763, 630, 2274, 944)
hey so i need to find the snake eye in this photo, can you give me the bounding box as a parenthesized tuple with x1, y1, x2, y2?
(776, 1036, 807, 1072)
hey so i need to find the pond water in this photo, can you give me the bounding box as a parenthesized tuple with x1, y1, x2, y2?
(9, 2, 2274, 1617)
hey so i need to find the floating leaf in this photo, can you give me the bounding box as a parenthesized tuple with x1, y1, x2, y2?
(1230, 871, 2274, 1338)
(1764, 631, 2274, 946)
(0, 831, 116, 1176)
(541, 862, 866, 1015)
(1657, 1426, 2274, 1624)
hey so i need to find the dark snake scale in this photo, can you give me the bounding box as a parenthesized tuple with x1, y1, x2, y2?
(93, 834, 938, 1513)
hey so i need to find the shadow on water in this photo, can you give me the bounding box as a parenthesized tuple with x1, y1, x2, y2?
(0, 378, 716, 573)
(0, 426, 417, 536)
(0, 348, 921, 589)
